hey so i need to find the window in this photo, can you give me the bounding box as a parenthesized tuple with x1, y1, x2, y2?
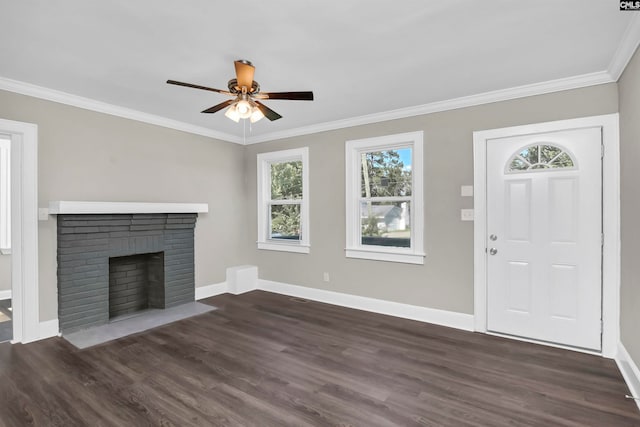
(257, 147, 309, 253)
(0, 136, 9, 254)
(346, 131, 424, 264)
(507, 143, 575, 173)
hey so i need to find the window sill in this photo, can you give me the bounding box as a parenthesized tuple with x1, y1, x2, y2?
(345, 248, 425, 265)
(0, 248, 10, 255)
(257, 241, 310, 254)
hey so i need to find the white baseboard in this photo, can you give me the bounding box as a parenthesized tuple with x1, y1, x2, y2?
(258, 279, 475, 332)
(37, 319, 60, 341)
(0, 289, 11, 300)
(20, 276, 474, 344)
(195, 282, 229, 300)
(616, 342, 640, 411)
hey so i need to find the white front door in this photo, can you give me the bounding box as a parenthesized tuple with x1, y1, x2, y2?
(486, 127, 602, 351)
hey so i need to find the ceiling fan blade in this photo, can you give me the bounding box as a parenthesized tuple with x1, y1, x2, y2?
(254, 101, 282, 121)
(201, 99, 235, 114)
(234, 60, 255, 90)
(256, 91, 314, 101)
(167, 79, 231, 95)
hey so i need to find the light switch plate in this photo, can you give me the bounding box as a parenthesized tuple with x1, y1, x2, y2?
(461, 185, 474, 197)
(461, 209, 474, 221)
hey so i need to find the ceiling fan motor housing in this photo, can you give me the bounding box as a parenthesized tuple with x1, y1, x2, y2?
(228, 78, 260, 95)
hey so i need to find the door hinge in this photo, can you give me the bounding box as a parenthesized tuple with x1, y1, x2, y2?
(601, 320, 604, 333)
(601, 233, 604, 247)
(601, 144, 605, 159)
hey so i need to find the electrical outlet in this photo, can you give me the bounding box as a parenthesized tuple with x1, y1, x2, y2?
(323, 272, 330, 282)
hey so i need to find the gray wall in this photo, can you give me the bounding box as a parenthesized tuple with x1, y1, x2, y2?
(0, 82, 623, 323)
(619, 46, 640, 368)
(0, 255, 9, 292)
(244, 84, 619, 314)
(0, 89, 248, 321)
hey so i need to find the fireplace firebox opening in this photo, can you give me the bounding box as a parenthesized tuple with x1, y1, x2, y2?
(108, 252, 165, 319)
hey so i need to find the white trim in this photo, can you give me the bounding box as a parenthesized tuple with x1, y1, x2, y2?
(0, 71, 616, 146)
(345, 131, 424, 264)
(195, 282, 229, 300)
(0, 77, 243, 144)
(0, 118, 40, 344)
(36, 319, 60, 341)
(616, 342, 640, 411)
(258, 279, 474, 331)
(0, 289, 11, 300)
(257, 242, 310, 254)
(344, 248, 425, 265)
(608, 14, 640, 81)
(256, 147, 310, 253)
(0, 137, 9, 252)
(194, 273, 474, 331)
(246, 72, 613, 144)
(473, 113, 620, 358)
(48, 201, 209, 214)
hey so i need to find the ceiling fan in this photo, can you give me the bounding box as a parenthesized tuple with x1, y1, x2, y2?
(167, 60, 314, 123)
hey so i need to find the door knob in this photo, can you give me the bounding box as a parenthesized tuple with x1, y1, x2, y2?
(490, 234, 497, 241)
(489, 248, 498, 255)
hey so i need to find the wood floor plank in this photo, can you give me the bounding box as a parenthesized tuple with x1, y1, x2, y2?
(0, 290, 638, 426)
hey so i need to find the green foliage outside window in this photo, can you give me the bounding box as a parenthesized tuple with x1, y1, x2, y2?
(361, 149, 412, 243)
(361, 149, 412, 198)
(271, 161, 302, 199)
(270, 160, 303, 239)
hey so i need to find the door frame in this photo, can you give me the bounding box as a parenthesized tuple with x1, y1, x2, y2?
(473, 114, 620, 358)
(0, 118, 39, 343)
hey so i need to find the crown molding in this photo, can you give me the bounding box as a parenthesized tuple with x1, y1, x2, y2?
(0, 67, 620, 146)
(608, 13, 640, 81)
(0, 77, 244, 144)
(245, 71, 614, 144)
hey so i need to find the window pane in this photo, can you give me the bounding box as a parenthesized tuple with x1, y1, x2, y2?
(270, 204, 301, 240)
(360, 201, 410, 248)
(271, 161, 303, 200)
(360, 148, 412, 198)
(507, 144, 575, 173)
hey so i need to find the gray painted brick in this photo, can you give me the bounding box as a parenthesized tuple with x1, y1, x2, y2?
(57, 213, 197, 332)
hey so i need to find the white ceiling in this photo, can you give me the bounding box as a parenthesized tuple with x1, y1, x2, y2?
(0, 1, 636, 143)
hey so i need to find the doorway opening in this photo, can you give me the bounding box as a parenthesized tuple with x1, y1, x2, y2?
(472, 114, 620, 358)
(0, 135, 11, 343)
(0, 118, 39, 344)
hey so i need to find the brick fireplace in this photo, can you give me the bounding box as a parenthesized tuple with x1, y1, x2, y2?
(53, 202, 207, 333)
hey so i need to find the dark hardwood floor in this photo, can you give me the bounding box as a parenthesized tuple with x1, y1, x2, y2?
(0, 290, 638, 426)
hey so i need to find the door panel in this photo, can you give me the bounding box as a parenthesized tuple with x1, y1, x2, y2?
(506, 180, 531, 241)
(507, 261, 531, 313)
(486, 127, 602, 350)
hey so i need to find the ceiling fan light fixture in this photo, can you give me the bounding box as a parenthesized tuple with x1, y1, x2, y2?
(224, 104, 241, 122)
(168, 59, 313, 124)
(236, 99, 252, 119)
(250, 107, 264, 123)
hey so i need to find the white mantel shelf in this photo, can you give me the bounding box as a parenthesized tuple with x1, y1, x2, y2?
(48, 201, 209, 214)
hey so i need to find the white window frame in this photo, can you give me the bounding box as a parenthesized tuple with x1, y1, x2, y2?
(257, 147, 310, 254)
(345, 131, 424, 264)
(0, 136, 10, 255)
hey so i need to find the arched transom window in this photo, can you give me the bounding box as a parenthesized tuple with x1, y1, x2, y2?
(507, 143, 576, 173)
